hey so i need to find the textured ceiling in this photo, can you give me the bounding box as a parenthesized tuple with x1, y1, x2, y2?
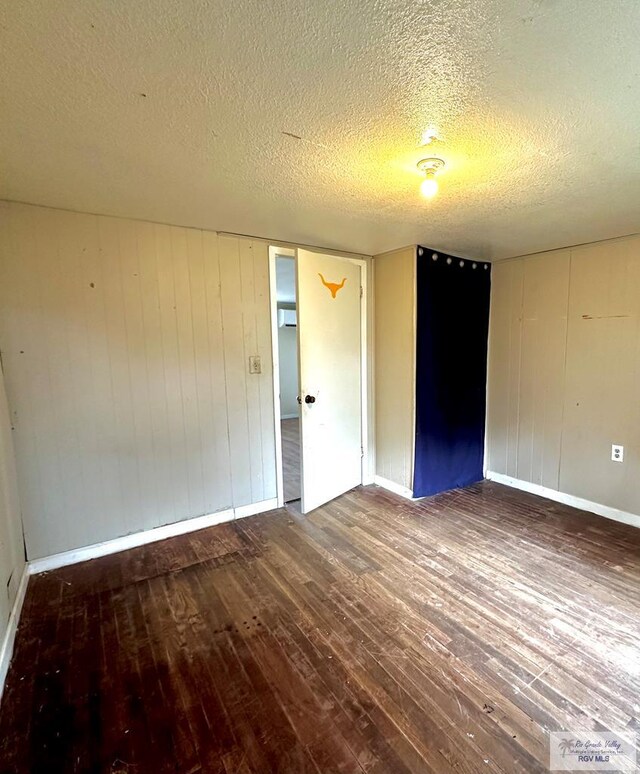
(1, 1, 639, 259)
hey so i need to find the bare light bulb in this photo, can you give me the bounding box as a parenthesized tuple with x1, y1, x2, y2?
(420, 175, 438, 199)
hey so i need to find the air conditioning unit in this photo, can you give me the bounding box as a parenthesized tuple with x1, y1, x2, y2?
(278, 309, 297, 328)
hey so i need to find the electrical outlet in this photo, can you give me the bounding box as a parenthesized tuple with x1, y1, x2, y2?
(249, 355, 261, 374)
(611, 444, 624, 462)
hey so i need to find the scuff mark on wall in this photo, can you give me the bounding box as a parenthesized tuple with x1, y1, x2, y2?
(581, 314, 630, 320)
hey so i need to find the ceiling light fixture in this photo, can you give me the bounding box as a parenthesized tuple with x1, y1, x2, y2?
(417, 157, 445, 199)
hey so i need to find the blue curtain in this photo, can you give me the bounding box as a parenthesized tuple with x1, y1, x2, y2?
(413, 247, 491, 497)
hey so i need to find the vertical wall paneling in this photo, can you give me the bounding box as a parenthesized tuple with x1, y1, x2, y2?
(154, 221, 192, 523)
(171, 225, 207, 520)
(487, 259, 527, 480)
(517, 251, 570, 488)
(239, 240, 264, 504)
(560, 239, 640, 513)
(0, 206, 47, 553)
(487, 235, 640, 516)
(219, 236, 253, 507)
(120, 217, 158, 532)
(215, 235, 276, 508)
(100, 215, 144, 542)
(0, 203, 276, 559)
(0, 359, 25, 647)
(136, 220, 176, 528)
(253, 242, 277, 502)
(504, 262, 525, 479)
(200, 229, 235, 514)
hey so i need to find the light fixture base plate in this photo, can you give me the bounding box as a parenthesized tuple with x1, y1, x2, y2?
(417, 157, 445, 175)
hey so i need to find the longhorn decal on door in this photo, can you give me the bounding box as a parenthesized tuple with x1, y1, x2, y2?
(318, 273, 347, 299)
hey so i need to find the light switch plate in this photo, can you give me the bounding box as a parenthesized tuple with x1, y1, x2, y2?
(611, 444, 624, 462)
(249, 355, 261, 374)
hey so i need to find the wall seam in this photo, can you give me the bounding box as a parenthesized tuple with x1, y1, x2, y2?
(555, 249, 573, 492)
(514, 264, 525, 478)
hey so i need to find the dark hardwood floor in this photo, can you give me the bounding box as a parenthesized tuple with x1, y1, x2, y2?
(281, 417, 300, 503)
(1, 481, 639, 773)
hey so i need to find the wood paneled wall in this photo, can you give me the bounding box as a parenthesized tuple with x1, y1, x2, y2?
(0, 363, 24, 645)
(487, 234, 640, 516)
(373, 246, 415, 491)
(0, 202, 276, 559)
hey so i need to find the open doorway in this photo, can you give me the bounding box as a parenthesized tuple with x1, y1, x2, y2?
(274, 254, 301, 503)
(269, 244, 371, 513)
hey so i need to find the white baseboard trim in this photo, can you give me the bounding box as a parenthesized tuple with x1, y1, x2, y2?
(235, 498, 278, 520)
(373, 475, 416, 500)
(486, 471, 640, 530)
(0, 564, 29, 702)
(28, 498, 280, 575)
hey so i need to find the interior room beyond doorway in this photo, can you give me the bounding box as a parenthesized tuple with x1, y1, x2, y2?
(275, 255, 301, 503)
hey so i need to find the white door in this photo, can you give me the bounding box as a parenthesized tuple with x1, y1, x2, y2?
(295, 249, 362, 514)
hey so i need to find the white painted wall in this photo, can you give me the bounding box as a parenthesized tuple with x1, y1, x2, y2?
(0, 202, 276, 559)
(0, 360, 25, 649)
(373, 246, 416, 491)
(277, 317, 299, 419)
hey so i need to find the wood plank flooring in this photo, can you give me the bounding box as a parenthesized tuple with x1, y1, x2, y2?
(1, 481, 639, 773)
(281, 417, 300, 503)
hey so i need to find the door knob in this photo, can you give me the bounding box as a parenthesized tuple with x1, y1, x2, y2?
(304, 395, 316, 404)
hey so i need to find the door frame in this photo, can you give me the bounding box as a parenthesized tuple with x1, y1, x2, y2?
(268, 245, 372, 508)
